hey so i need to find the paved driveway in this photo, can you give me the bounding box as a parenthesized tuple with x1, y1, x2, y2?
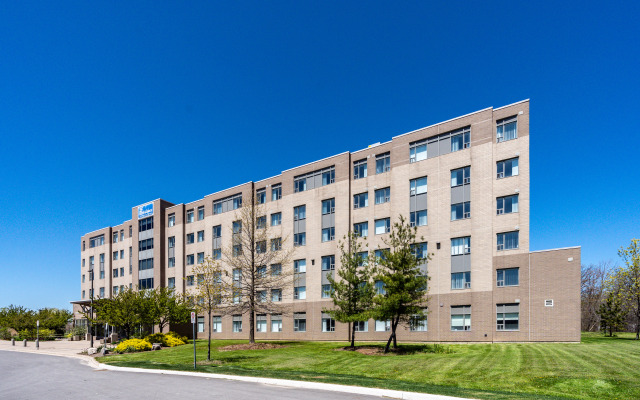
(0, 351, 377, 400)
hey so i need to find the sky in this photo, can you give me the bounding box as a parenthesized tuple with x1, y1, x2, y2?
(0, 1, 638, 310)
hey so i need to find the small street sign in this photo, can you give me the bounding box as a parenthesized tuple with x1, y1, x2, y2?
(191, 312, 196, 323)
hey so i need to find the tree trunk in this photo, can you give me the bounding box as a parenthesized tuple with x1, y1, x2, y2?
(208, 311, 212, 361)
(350, 321, 356, 349)
(392, 318, 399, 349)
(384, 333, 393, 353)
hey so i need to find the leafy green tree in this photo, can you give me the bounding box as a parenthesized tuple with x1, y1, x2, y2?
(191, 255, 227, 360)
(0, 305, 35, 331)
(84, 288, 143, 339)
(598, 291, 625, 336)
(148, 287, 191, 333)
(324, 232, 375, 349)
(373, 216, 430, 353)
(35, 308, 73, 335)
(610, 239, 640, 339)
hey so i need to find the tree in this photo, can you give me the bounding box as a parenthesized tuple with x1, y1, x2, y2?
(191, 255, 227, 361)
(83, 288, 143, 339)
(324, 231, 375, 349)
(36, 308, 73, 335)
(598, 291, 625, 336)
(222, 195, 294, 344)
(581, 262, 613, 332)
(610, 239, 640, 339)
(148, 287, 191, 333)
(0, 305, 35, 331)
(373, 215, 430, 353)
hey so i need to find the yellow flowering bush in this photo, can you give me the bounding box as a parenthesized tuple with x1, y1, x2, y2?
(142, 332, 187, 348)
(115, 338, 152, 353)
(164, 335, 185, 347)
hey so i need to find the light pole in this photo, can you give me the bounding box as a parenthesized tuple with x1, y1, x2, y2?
(90, 269, 94, 348)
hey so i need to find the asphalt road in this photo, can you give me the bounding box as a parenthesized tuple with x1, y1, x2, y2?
(0, 351, 375, 400)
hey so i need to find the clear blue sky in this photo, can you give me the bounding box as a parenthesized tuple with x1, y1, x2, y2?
(1, 2, 638, 310)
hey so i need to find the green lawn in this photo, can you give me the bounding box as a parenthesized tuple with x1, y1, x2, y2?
(101, 332, 640, 400)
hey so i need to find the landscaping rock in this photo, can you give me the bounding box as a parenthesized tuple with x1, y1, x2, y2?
(87, 347, 97, 355)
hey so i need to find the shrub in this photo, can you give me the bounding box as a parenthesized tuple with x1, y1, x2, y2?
(167, 331, 188, 343)
(143, 332, 186, 347)
(164, 335, 185, 347)
(17, 328, 55, 341)
(0, 327, 15, 340)
(144, 333, 166, 345)
(115, 338, 152, 353)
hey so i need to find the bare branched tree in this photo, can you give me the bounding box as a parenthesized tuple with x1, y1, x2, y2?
(221, 196, 294, 343)
(581, 261, 613, 332)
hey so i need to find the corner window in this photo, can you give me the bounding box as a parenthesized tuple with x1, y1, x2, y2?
(497, 116, 518, 143)
(497, 157, 519, 179)
(497, 194, 519, 215)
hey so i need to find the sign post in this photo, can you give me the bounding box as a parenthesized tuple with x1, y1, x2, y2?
(191, 311, 196, 370)
(36, 320, 39, 349)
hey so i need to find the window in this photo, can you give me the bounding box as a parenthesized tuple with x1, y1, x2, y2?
(409, 140, 427, 163)
(99, 287, 105, 298)
(113, 232, 118, 243)
(451, 166, 471, 187)
(271, 212, 281, 226)
(232, 245, 242, 257)
(497, 194, 519, 215)
(197, 206, 205, 221)
(410, 313, 428, 331)
(374, 249, 388, 261)
(353, 192, 368, 209)
(294, 259, 306, 273)
(120, 267, 124, 276)
(321, 255, 335, 271)
(82, 274, 85, 283)
(82, 290, 85, 299)
(168, 236, 175, 248)
(497, 304, 519, 331)
(497, 157, 519, 179)
(294, 166, 335, 193)
(99, 254, 105, 278)
(168, 277, 175, 288)
(113, 269, 118, 278)
(197, 252, 204, 264)
(356, 251, 368, 266)
(197, 316, 204, 333)
(186, 275, 195, 286)
(451, 127, 470, 152)
(186, 233, 194, 244)
(271, 288, 282, 302)
(451, 202, 471, 220)
(353, 221, 368, 237)
(129, 225, 132, 237)
(120, 230, 124, 241)
(375, 320, 391, 331)
(375, 218, 390, 234)
(232, 316, 242, 333)
(257, 266, 267, 279)
(353, 159, 367, 179)
(186, 209, 194, 223)
(322, 284, 333, 298)
(375, 280, 386, 295)
(232, 221, 242, 235)
(374, 187, 390, 204)
(120, 249, 124, 259)
(354, 321, 368, 332)
(256, 241, 267, 254)
(186, 254, 194, 265)
(294, 286, 306, 300)
(89, 235, 105, 248)
(321, 227, 335, 242)
(294, 233, 306, 247)
(271, 264, 282, 276)
(293, 205, 306, 221)
(89, 255, 94, 269)
(83, 241, 86, 251)
(256, 315, 267, 332)
(322, 198, 335, 215)
(138, 278, 154, 290)
(256, 215, 266, 229)
(410, 177, 427, 195)
(413, 242, 428, 261)
(497, 116, 517, 143)
(451, 272, 471, 289)
(410, 210, 427, 227)
(376, 152, 390, 174)
(168, 257, 175, 268)
(139, 238, 154, 251)
(322, 316, 335, 332)
(271, 315, 282, 332)
(497, 268, 519, 287)
(271, 184, 282, 201)
(139, 258, 154, 271)
(293, 313, 306, 332)
(271, 238, 282, 251)
(213, 194, 242, 215)
(82, 259, 85, 268)
(256, 189, 266, 204)
(497, 231, 519, 251)
(451, 306, 471, 331)
(212, 316, 222, 333)
(168, 213, 175, 227)
(113, 251, 118, 261)
(451, 237, 471, 255)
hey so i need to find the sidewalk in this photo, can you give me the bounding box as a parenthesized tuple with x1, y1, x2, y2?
(0, 339, 469, 400)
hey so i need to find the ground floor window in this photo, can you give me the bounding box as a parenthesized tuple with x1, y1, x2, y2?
(271, 315, 282, 332)
(256, 315, 267, 332)
(294, 313, 306, 332)
(410, 311, 428, 331)
(197, 316, 204, 333)
(212, 316, 222, 333)
(232, 315, 242, 332)
(375, 320, 391, 332)
(451, 305, 471, 331)
(496, 304, 519, 331)
(354, 321, 368, 332)
(322, 315, 335, 332)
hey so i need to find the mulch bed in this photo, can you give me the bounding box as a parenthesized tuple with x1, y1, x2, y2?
(218, 343, 288, 351)
(334, 346, 388, 355)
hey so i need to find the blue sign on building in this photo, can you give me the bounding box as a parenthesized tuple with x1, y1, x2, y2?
(138, 202, 154, 219)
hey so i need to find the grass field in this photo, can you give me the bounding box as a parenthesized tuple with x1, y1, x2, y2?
(101, 332, 640, 400)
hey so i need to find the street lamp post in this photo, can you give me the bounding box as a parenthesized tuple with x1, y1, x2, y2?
(90, 269, 94, 348)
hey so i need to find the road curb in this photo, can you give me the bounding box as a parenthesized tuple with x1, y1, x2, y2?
(95, 361, 467, 400)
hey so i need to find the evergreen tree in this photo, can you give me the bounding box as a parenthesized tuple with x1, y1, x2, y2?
(598, 291, 625, 337)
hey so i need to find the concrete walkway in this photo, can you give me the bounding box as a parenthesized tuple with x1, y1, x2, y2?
(0, 339, 469, 400)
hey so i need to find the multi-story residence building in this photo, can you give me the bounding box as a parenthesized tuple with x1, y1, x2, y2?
(73, 100, 581, 342)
